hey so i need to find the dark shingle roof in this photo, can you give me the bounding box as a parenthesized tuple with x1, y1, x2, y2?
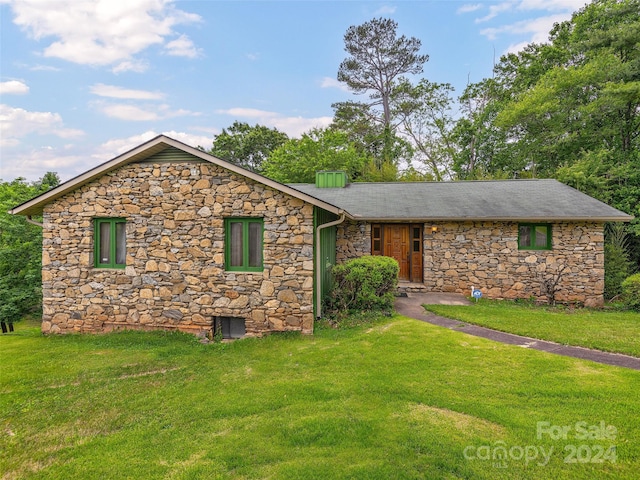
(288, 179, 632, 222)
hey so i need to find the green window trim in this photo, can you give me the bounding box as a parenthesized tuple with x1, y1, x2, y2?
(224, 218, 264, 272)
(518, 223, 552, 250)
(94, 218, 127, 268)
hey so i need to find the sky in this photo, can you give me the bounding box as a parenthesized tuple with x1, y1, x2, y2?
(0, 0, 589, 183)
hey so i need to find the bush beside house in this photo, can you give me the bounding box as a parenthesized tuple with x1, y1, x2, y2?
(325, 256, 399, 316)
(621, 273, 640, 311)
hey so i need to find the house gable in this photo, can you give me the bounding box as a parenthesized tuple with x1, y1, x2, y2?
(10, 135, 344, 218)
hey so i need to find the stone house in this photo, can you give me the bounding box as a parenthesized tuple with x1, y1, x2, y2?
(10, 135, 632, 337)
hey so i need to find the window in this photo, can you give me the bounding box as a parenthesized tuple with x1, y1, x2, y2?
(94, 218, 126, 268)
(225, 218, 263, 271)
(518, 223, 552, 250)
(214, 316, 246, 339)
(412, 226, 421, 253)
(372, 224, 382, 255)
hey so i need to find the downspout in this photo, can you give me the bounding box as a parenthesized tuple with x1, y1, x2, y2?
(315, 212, 346, 319)
(26, 215, 44, 227)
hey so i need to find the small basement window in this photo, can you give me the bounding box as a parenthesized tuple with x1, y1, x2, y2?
(214, 316, 246, 339)
(518, 223, 552, 250)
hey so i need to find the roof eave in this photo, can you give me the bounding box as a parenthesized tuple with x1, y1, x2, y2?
(350, 215, 634, 223)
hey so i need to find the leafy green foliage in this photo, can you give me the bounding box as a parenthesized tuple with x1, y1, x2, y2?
(325, 256, 398, 316)
(262, 128, 372, 183)
(209, 121, 288, 173)
(0, 173, 59, 324)
(400, 80, 457, 180)
(604, 223, 635, 299)
(621, 273, 640, 310)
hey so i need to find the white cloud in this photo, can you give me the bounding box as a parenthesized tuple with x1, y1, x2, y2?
(0, 80, 29, 94)
(1, 129, 214, 182)
(96, 102, 200, 121)
(457, 4, 483, 14)
(475, 1, 515, 23)
(320, 77, 350, 92)
(246, 53, 259, 61)
(474, 0, 583, 54)
(481, 13, 570, 48)
(90, 83, 165, 100)
(112, 60, 149, 74)
(517, 0, 587, 12)
(165, 34, 200, 58)
(0, 145, 85, 182)
(5, 0, 202, 71)
(374, 5, 397, 15)
(0, 104, 83, 147)
(217, 108, 332, 137)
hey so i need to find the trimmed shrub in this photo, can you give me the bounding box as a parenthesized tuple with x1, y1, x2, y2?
(325, 256, 399, 315)
(621, 273, 640, 311)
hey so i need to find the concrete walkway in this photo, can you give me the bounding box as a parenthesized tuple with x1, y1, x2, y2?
(395, 293, 640, 371)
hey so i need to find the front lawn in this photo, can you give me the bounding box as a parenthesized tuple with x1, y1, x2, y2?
(1, 317, 638, 479)
(424, 301, 640, 357)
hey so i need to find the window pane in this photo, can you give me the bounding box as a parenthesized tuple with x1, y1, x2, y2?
(373, 226, 381, 239)
(230, 222, 243, 267)
(373, 239, 381, 252)
(519, 225, 531, 248)
(413, 227, 420, 239)
(115, 222, 126, 264)
(535, 226, 548, 247)
(248, 222, 262, 267)
(99, 222, 111, 264)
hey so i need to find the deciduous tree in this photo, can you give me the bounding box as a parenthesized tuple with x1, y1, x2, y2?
(210, 121, 288, 173)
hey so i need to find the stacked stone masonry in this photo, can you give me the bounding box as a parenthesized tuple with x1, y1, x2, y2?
(334, 221, 605, 307)
(41, 161, 315, 335)
(423, 221, 604, 307)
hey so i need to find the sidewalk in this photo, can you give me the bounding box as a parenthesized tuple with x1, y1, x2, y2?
(395, 293, 640, 371)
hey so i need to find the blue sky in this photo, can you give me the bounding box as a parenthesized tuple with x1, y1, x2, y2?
(1, 0, 588, 182)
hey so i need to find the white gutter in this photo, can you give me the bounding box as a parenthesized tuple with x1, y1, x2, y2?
(315, 212, 346, 319)
(26, 216, 43, 227)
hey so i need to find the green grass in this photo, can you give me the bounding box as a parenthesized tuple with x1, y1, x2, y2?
(1, 317, 639, 479)
(424, 301, 640, 357)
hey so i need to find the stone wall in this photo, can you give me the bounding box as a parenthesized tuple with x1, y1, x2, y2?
(41, 161, 315, 336)
(335, 220, 605, 307)
(336, 220, 370, 262)
(423, 221, 604, 307)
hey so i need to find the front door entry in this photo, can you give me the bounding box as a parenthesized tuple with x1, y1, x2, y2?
(372, 224, 423, 282)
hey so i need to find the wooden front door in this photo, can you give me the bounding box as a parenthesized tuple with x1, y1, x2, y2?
(373, 224, 423, 282)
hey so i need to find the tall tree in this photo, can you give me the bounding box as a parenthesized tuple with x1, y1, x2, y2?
(209, 121, 288, 173)
(333, 18, 428, 169)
